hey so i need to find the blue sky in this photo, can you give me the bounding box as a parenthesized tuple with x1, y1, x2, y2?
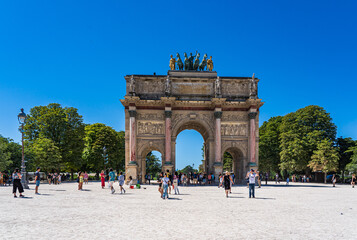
(1, 0, 356, 169)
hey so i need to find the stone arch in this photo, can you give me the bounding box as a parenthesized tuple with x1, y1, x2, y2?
(137, 142, 164, 183)
(222, 146, 246, 183)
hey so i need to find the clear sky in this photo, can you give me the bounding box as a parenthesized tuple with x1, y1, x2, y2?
(1, 0, 356, 170)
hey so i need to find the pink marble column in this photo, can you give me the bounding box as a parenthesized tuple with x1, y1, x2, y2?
(214, 111, 222, 163)
(165, 111, 172, 163)
(249, 112, 257, 164)
(129, 110, 137, 163)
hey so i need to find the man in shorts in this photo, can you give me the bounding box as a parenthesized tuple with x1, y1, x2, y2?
(118, 172, 126, 194)
(35, 167, 41, 195)
(109, 168, 116, 194)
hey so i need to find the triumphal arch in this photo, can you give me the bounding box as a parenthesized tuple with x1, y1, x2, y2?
(120, 54, 263, 183)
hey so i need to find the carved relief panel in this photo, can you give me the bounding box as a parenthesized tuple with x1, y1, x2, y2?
(137, 121, 164, 135)
(221, 123, 248, 136)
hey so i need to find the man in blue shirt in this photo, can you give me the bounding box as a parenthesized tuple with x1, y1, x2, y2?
(35, 167, 41, 195)
(109, 168, 116, 194)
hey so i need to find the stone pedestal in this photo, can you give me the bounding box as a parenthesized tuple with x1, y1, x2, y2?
(213, 162, 223, 183)
(126, 163, 138, 184)
(163, 162, 174, 174)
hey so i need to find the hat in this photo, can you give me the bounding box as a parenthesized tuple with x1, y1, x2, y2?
(251, 169, 254, 172)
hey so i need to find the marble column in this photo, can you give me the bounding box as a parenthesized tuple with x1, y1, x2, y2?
(214, 111, 222, 163)
(248, 112, 257, 165)
(165, 110, 172, 164)
(129, 110, 137, 164)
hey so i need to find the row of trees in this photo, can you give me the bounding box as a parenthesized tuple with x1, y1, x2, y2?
(0, 103, 125, 177)
(259, 105, 357, 182)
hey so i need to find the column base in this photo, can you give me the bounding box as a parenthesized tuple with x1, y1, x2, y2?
(248, 162, 258, 171)
(126, 163, 138, 185)
(213, 162, 223, 183)
(163, 162, 174, 174)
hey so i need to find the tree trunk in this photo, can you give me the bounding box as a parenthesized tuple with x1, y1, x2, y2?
(324, 172, 327, 184)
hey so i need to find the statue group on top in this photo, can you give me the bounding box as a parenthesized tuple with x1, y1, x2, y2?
(170, 51, 214, 71)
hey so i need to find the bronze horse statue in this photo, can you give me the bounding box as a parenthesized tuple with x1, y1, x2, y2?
(176, 53, 183, 70)
(184, 53, 190, 71)
(193, 52, 200, 71)
(199, 54, 208, 71)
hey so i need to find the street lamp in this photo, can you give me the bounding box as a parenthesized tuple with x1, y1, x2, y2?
(17, 108, 29, 189)
(102, 146, 108, 167)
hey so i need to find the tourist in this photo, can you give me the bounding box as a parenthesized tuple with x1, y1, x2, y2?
(257, 171, 262, 188)
(207, 173, 212, 185)
(78, 171, 84, 190)
(351, 174, 356, 188)
(332, 174, 336, 187)
(12, 168, 24, 198)
(34, 167, 41, 195)
(162, 173, 170, 199)
(166, 170, 173, 194)
(147, 174, 151, 185)
(193, 172, 198, 185)
(128, 176, 133, 187)
(286, 176, 289, 185)
(47, 173, 51, 185)
(118, 172, 126, 194)
(100, 170, 105, 189)
(247, 169, 257, 198)
(84, 171, 89, 184)
(58, 174, 62, 184)
(0, 171, 3, 186)
(109, 168, 116, 194)
(218, 173, 222, 188)
(4, 172, 9, 186)
(211, 173, 215, 183)
(173, 172, 180, 195)
(265, 172, 269, 185)
(223, 171, 233, 198)
(158, 172, 163, 198)
(275, 173, 279, 184)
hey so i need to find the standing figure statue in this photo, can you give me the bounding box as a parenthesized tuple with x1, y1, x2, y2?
(215, 76, 221, 98)
(176, 53, 183, 70)
(199, 53, 208, 71)
(193, 52, 200, 71)
(184, 53, 190, 71)
(207, 56, 214, 71)
(129, 75, 136, 96)
(169, 55, 176, 71)
(250, 73, 257, 99)
(188, 51, 198, 70)
(165, 75, 171, 96)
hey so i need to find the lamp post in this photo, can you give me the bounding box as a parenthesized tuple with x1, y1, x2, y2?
(18, 108, 29, 189)
(102, 146, 108, 168)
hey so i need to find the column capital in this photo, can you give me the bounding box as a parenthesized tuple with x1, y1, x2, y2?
(214, 111, 223, 119)
(129, 110, 137, 118)
(164, 110, 172, 118)
(248, 112, 257, 119)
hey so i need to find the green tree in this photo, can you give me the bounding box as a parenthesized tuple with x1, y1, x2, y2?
(82, 123, 124, 174)
(29, 138, 62, 172)
(280, 105, 337, 173)
(223, 152, 233, 172)
(336, 137, 356, 179)
(145, 152, 161, 177)
(308, 139, 339, 183)
(259, 116, 283, 173)
(345, 146, 357, 174)
(23, 103, 85, 174)
(180, 165, 197, 175)
(0, 139, 12, 171)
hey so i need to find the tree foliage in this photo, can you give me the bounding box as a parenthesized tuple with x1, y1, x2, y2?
(279, 105, 337, 173)
(223, 152, 233, 172)
(345, 146, 357, 173)
(82, 123, 124, 173)
(0, 135, 21, 172)
(336, 137, 356, 173)
(180, 165, 198, 175)
(145, 152, 161, 176)
(28, 137, 62, 172)
(23, 103, 85, 172)
(259, 116, 283, 173)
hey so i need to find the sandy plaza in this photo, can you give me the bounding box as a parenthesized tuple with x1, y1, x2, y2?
(0, 182, 356, 240)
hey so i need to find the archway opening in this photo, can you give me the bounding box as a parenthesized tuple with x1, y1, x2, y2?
(224, 148, 244, 183)
(143, 150, 162, 183)
(176, 130, 204, 173)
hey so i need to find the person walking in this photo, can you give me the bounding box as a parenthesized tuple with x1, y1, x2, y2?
(78, 172, 84, 190)
(12, 168, 24, 198)
(84, 171, 89, 184)
(218, 173, 223, 188)
(100, 170, 105, 189)
(147, 174, 151, 185)
(351, 174, 356, 188)
(223, 171, 233, 198)
(247, 169, 257, 198)
(158, 172, 164, 198)
(108, 168, 116, 194)
(162, 173, 170, 200)
(173, 172, 180, 195)
(118, 172, 126, 194)
(34, 167, 41, 195)
(257, 171, 261, 188)
(332, 174, 336, 187)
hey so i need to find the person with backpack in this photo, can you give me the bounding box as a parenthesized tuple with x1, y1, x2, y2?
(247, 169, 257, 198)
